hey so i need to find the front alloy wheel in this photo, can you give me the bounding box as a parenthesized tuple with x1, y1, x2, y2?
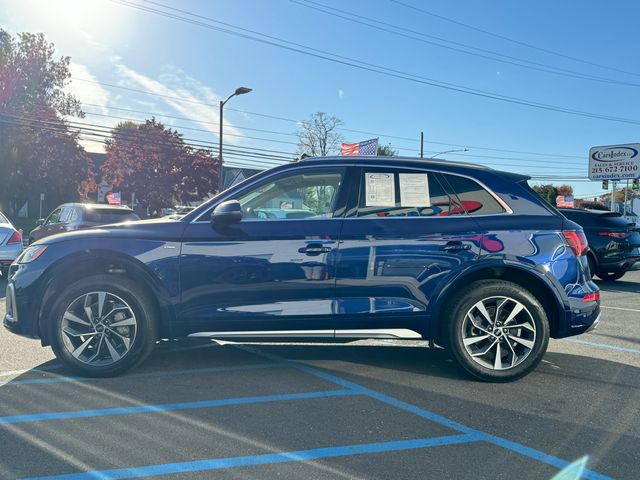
(61, 291, 137, 366)
(50, 275, 158, 377)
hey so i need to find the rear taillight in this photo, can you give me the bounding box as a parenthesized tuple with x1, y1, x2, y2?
(582, 292, 600, 302)
(562, 230, 588, 256)
(7, 230, 22, 245)
(598, 231, 630, 239)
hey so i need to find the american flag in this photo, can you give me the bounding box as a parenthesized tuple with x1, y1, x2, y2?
(106, 192, 121, 205)
(556, 195, 574, 208)
(341, 138, 378, 156)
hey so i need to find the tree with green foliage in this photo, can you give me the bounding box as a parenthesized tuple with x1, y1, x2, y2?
(377, 144, 397, 156)
(532, 184, 573, 207)
(0, 30, 96, 215)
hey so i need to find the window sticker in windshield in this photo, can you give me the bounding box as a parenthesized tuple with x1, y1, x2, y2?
(399, 173, 430, 207)
(365, 172, 395, 206)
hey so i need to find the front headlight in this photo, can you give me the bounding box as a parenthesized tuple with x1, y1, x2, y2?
(17, 245, 48, 263)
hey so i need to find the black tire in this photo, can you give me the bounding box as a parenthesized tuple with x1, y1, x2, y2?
(587, 254, 596, 280)
(596, 270, 626, 281)
(49, 274, 158, 377)
(444, 280, 550, 382)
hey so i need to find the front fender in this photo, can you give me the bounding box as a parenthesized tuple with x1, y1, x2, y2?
(33, 238, 181, 344)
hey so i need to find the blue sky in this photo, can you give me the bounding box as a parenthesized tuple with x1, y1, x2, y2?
(3, 0, 640, 199)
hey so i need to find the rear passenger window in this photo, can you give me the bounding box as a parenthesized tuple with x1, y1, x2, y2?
(356, 171, 464, 217)
(440, 174, 506, 215)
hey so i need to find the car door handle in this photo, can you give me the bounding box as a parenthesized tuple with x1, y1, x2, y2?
(299, 244, 333, 256)
(441, 242, 472, 252)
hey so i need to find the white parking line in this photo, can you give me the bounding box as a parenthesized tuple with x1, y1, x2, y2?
(0, 365, 63, 378)
(600, 305, 640, 313)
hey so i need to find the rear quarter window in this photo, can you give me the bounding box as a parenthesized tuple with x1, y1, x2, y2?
(84, 209, 140, 223)
(440, 174, 506, 215)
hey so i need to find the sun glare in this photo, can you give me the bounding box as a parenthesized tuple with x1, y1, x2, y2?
(11, 0, 128, 43)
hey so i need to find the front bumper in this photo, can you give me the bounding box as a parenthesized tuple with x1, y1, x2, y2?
(3, 277, 41, 339)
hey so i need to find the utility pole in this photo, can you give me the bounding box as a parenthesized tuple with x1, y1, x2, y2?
(218, 87, 253, 193)
(420, 131, 424, 158)
(611, 181, 616, 212)
(624, 179, 629, 217)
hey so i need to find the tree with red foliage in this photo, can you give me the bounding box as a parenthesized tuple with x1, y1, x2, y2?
(0, 30, 96, 215)
(102, 119, 220, 214)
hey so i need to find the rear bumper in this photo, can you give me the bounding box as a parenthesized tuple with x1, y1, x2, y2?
(595, 251, 639, 273)
(557, 301, 601, 338)
(0, 243, 22, 267)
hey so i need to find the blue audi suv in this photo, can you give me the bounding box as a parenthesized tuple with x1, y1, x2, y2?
(4, 157, 600, 381)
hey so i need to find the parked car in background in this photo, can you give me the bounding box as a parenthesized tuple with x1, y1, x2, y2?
(28, 204, 140, 244)
(5, 157, 600, 382)
(0, 211, 23, 277)
(163, 205, 196, 220)
(560, 208, 640, 281)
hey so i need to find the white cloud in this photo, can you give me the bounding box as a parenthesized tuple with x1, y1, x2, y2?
(65, 62, 110, 152)
(115, 63, 244, 143)
(66, 62, 109, 113)
(338, 89, 344, 99)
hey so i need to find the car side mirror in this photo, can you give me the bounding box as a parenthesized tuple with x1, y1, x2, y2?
(36, 219, 45, 226)
(211, 200, 243, 225)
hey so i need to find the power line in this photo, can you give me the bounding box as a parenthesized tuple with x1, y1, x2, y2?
(292, 0, 640, 89)
(76, 112, 298, 156)
(0, 115, 293, 168)
(82, 103, 299, 139)
(390, 0, 640, 79)
(4, 111, 589, 174)
(81, 106, 590, 168)
(106, 0, 640, 126)
(79, 87, 588, 162)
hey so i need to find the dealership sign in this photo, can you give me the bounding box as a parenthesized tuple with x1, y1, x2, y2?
(589, 143, 640, 180)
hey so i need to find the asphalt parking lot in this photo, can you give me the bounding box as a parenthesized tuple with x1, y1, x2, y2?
(0, 273, 638, 480)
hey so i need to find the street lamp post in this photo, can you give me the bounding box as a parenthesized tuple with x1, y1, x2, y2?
(218, 86, 252, 192)
(429, 148, 469, 159)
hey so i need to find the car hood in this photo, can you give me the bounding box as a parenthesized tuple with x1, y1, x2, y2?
(34, 218, 188, 245)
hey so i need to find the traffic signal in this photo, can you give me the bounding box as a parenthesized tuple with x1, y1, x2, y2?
(633, 179, 639, 190)
(602, 180, 609, 189)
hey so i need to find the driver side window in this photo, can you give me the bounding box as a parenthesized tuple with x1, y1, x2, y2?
(234, 168, 344, 220)
(46, 208, 62, 225)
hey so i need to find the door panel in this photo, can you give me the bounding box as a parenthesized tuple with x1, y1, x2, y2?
(178, 167, 347, 335)
(335, 167, 482, 332)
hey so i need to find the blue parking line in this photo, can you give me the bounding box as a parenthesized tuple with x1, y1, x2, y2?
(3, 362, 281, 386)
(235, 345, 612, 480)
(562, 338, 640, 354)
(24, 434, 480, 480)
(0, 389, 355, 425)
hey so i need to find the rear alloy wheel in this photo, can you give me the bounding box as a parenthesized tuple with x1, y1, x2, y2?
(596, 270, 626, 281)
(50, 275, 158, 377)
(586, 254, 596, 279)
(446, 280, 549, 382)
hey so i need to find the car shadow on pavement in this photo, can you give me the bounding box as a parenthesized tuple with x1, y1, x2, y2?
(594, 278, 640, 293)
